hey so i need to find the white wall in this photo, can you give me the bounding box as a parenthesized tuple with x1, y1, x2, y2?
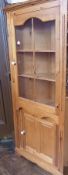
(7, 0, 28, 3)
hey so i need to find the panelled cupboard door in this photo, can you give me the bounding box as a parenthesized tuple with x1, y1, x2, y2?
(20, 113, 40, 153)
(13, 6, 60, 115)
(16, 112, 58, 166)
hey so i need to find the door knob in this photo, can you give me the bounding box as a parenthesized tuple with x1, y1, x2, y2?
(11, 61, 16, 66)
(21, 130, 26, 135)
(17, 40, 21, 46)
(56, 104, 59, 109)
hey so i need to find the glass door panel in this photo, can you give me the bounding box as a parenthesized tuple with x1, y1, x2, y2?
(35, 53, 55, 82)
(15, 19, 34, 101)
(15, 17, 59, 108)
(18, 77, 34, 100)
(34, 19, 55, 51)
(17, 52, 34, 76)
(35, 80, 55, 106)
(34, 18, 56, 106)
(16, 19, 33, 51)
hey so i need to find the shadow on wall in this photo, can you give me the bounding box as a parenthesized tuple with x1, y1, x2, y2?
(0, 0, 13, 137)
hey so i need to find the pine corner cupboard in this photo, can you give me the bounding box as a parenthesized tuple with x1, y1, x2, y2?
(4, 0, 68, 174)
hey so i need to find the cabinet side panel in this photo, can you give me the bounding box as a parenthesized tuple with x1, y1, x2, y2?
(64, 98, 68, 166)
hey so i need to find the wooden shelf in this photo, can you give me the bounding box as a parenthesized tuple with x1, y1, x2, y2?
(35, 50, 55, 53)
(16, 49, 55, 53)
(36, 73, 56, 82)
(18, 73, 56, 82)
(17, 49, 33, 53)
(18, 74, 34, 79)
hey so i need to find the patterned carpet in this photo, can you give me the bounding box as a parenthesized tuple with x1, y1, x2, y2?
(0, 145, 52, 175)
(0, 143, 67, 175)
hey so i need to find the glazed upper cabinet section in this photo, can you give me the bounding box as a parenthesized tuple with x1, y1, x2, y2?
(15, 8, 60, 108)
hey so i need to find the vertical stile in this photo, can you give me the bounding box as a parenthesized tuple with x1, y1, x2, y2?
(32, 18, 36, 101)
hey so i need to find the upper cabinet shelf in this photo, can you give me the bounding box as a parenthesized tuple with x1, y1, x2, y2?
(35, 50, 55, 53)
(18, 73, 56, 82)
(36, 73, 56, 82)
(16, 49, 56, 53)
(16, 49, 33, 53)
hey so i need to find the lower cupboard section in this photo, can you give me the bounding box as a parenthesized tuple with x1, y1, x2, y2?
(16, 111, 58, 167)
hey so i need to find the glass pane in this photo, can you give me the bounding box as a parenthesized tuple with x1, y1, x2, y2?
(18, 77, 34, 100)
(15, 19, 32, 51)
(15, 18, 56, 107)
(35, 80, 55, 106)
(34, 19, 56, 106)
(35, 53, 55, 82)
(34, 19, 55, 51)
(17, 53, 34, 76)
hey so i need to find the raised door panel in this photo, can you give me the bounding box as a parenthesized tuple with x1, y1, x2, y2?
(16, 108, 25, 148)
(15, 109, 21, 148)
(24, 113, 35, 151)
(23, 113, 58, 165)
(16, 111, 40, 152)
(22, 113, 40, 153)
(40, 117, 57, 164)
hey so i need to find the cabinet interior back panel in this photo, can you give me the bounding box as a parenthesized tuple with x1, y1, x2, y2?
(34, 19, 55, 51)
(17, 53, 34, 75)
